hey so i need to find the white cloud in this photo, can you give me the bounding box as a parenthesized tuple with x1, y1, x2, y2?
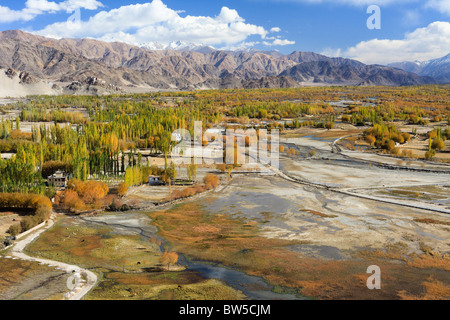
(263, 39, 296, 46)
(0, 6, 35, 23)
(25, 0, 60, 14)
(217, 7, 244, 23)
(426, 0, 450, 15)
(340, 21, 450, 64)
(30, 0, 295, 49)
(25, 0, 103, 12)
(0, 0, 103, 23)
(270, 27, 281, 33)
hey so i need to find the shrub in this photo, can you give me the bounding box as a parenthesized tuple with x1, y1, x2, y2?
(117, 182, 128, 196)
(7, 224, 21, 237)
(386, 140, 396, 152)
(10, 129, 32, 140)
(59, 189, 86, 212)
(390, 147, 400, 155)
(20, 216, 37, 232)
(341, 115, 352, 123)
(433, 115, 443, 122)
(432, 138, 445, 151)
(402, 132, 411, 143)
(425, 150, 436, 160)
(35, 206, 51, 223)
(203, 174, 219, 189)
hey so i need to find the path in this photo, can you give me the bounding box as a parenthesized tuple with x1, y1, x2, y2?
(6, 214, 98, 300)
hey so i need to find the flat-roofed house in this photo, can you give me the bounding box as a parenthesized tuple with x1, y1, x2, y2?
(48, 170, 69, 188)
(148, 175, 165, 186)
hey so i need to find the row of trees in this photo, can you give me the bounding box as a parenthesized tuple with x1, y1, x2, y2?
(1, 86, 448, 193)
(0, 94, 216, 192)
(0, 193, 52, 237)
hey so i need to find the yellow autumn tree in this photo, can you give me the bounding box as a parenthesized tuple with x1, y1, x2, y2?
(160, 251, 178, 270)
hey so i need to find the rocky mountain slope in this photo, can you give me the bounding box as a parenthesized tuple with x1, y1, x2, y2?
(0, 30, 438, 95)
(388, 53, 450, 84)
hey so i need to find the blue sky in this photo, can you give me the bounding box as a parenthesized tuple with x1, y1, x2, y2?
(0, 0, 449, 64)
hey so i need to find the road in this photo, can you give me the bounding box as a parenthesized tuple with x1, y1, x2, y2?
(7, 214, 98, 300)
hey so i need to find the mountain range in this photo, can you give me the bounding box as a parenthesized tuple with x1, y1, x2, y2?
(388, 54, 450, 84)
(0, 30, 446, 96)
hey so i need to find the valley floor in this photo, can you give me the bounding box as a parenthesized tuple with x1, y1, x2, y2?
(1, 129, 449, 300)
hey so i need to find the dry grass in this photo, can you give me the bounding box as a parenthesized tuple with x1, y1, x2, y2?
(26, 219, 162, 270)
(0, 258, 53, 294)
(87, 271, 245, 300)
(407, 253, 450, 271)
(148, 202, 450, 299)
(398, 277, 450, 300)
(303, 209, 337, 218)
(413, 218, 450, 226)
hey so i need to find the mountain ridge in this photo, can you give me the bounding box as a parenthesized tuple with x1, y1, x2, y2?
(0, 30, 439, 95)
(388, 53, 450, 83)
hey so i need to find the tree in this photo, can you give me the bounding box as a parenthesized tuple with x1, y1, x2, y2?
(60, 189, 85, 212)
(365, 134, 376, 146)
(160, 251, 178, 270)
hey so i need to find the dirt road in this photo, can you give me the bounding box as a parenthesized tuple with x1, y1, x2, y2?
(7, 214, 98, 300)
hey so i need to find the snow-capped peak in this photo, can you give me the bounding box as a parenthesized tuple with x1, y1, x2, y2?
(139, 40, 215, 53)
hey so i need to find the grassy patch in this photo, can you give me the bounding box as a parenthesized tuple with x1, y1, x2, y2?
(26, 218, 162, 271)
(87, 271, 245, 300)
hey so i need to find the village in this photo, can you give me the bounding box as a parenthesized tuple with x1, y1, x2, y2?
(0, 86, 449, 300)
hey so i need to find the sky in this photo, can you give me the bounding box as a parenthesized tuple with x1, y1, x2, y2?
(0, 0, 449, 64)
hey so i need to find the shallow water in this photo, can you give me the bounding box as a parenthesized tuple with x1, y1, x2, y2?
(80, 212, 303, 300)
(181, 259, 303, 300)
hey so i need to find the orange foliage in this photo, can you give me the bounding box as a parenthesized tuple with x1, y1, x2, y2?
(67, 179, 109, 204)
(203, 173, 219, 189)
(0, 193, 51, 211)
(398, 277, 450, 300)
(59, 189, 86, 211)
(159, 251, 178, 270)
(57, 179, 109, 211)
(117, 182, 128, 196)
(10, 129, 32, 140)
